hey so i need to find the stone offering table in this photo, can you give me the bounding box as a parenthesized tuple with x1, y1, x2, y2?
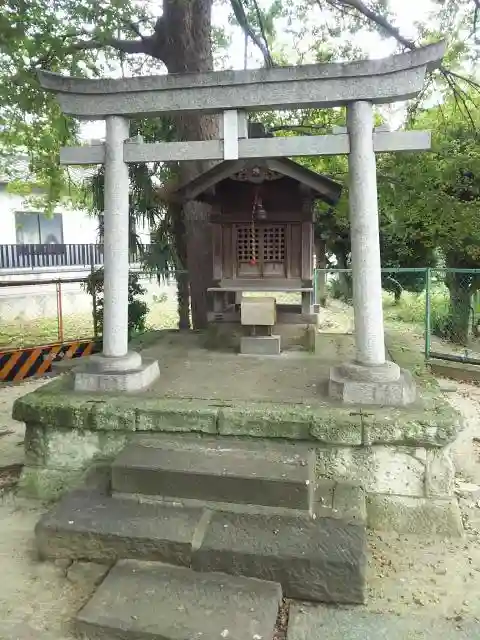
(240, 296, 281, 355)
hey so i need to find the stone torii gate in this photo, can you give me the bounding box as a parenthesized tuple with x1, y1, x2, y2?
(38, 41, 445, 403)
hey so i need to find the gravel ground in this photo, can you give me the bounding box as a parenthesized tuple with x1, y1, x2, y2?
(0, 376, 480, 639)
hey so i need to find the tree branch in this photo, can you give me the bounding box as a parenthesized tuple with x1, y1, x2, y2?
(318, 0, 417, 49)
(128, 22, 145, 39)
(473, 0, 480, 40)
(317, 0, 480, 129)
(251, 0, 272, 60)
(230, 0, 274, 67)
(72, 37, 148, 55)
(71, 17, 167, 61)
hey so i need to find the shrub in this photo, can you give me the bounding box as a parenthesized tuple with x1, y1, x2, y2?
(83, 269, 149, 340)
(383, 288, 450, 328)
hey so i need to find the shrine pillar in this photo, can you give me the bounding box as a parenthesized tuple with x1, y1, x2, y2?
(347, 101, 385, 366)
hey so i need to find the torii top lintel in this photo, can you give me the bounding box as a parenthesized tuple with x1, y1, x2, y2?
(38, 42, 446, 120)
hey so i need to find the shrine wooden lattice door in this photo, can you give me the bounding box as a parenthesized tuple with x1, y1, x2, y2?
(235, 223, 287, 277)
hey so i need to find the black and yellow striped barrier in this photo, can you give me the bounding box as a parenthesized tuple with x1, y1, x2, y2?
(0, 339, 100, 383)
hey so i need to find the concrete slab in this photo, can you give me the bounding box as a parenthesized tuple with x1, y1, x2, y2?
(75, 560, 282, 640)
(39, 42, 446, 118)
(112, 442, 315, 510)
(240, 335, 281, 355)
(429, 359, 480, 384)
(66, 561, 110, 587)
(35, 489, 203, 565)
(287, 603, 480, 639)
(193, 510, 367, 603)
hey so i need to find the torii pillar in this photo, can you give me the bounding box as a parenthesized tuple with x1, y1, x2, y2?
(73, 116, 160, 392)
(328, 101, 415, 405)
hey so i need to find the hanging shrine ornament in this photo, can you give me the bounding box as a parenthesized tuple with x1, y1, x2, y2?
(230, 165, 276, 266)
(249, 186, 266, 266)
(249, 192, 257, 266)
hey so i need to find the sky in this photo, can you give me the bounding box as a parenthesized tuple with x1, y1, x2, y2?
(80, 0, 436, 141)
(225, 0, 434, 67)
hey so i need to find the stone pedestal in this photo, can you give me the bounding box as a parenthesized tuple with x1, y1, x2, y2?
(240, 335, 281, 356)
(73, 353, 159, 393)
(328, 361, 416, 406)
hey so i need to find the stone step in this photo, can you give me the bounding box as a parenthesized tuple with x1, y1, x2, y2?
(76, 560, 282, 640)
(35, 488, 367, 604)
(35, 489, 204, 565)
(112, 439, 316, 511)
(193, 509, 366, 604)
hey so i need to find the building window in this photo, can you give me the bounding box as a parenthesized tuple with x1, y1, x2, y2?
(15, 212, 64, 244)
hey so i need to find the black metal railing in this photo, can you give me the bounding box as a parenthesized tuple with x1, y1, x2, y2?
(0, 243, 105, 270)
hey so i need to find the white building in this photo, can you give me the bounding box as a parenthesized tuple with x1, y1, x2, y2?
(0, 162, 152, 324)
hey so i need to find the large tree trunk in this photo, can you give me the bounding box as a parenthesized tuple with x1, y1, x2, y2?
(446, 272, 472, 345)
(335, 252, 353, 303)
(170, 202, 190, 330)
(160, 0, 217, 330)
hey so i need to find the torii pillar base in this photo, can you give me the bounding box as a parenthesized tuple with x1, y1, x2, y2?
(73, 352, 159, 393)
(328, 361, 416, 407)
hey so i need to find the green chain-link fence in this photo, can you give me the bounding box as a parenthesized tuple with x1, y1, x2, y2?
(314, 267, 480, 364)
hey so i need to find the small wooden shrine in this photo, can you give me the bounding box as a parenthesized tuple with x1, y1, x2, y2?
(173, 146, 342, 325)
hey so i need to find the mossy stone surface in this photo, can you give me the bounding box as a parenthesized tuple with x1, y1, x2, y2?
(13, 369, 461, 448)
(18, 467, 84, 501)
(12, 330, 466, 505)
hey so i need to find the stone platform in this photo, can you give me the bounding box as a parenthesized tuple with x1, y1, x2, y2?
(12, 330, 464, 535)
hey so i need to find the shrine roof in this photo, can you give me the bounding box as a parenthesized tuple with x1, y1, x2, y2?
(170, 157, 342, 206)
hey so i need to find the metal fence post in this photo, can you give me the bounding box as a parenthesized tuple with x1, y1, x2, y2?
(90, 246, 98, 338)
(425, 267, 431, 359)
(56, 280, 64, 343)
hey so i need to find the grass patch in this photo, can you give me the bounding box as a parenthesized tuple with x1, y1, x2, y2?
(383, 289, 450, 325)
(0, 313, 94, 349)
(145, 297, 179, 330)
(0, 298, 179, 349)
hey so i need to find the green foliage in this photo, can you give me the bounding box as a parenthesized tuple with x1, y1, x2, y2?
(383, 288, 448, 327)
(86, 115, 179, 281)
(380, 232, 436, 300)
(431, 304, 453, 340)
(0, 0, 143, 203)
(378, 94, 480, 271)
(376, 93, 480, 341)
(83, 268, 149, 339)
(327, 275, 352, 303)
